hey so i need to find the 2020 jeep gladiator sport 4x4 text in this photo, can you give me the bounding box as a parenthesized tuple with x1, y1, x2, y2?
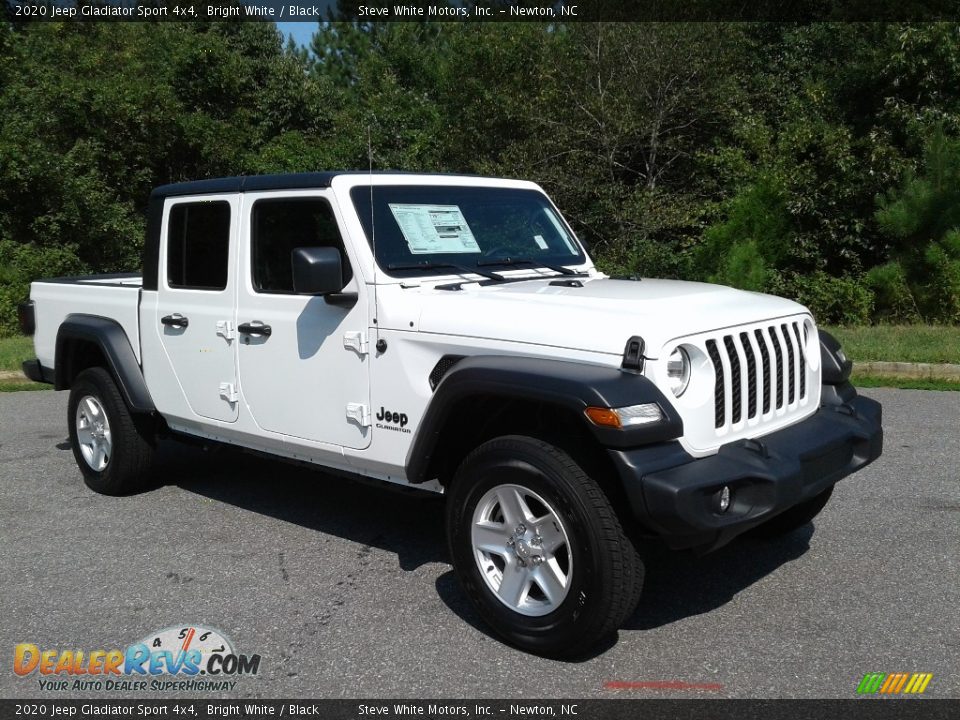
(20, 172, 882, 657)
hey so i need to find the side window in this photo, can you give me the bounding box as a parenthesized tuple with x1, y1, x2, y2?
(167, 201, 231, 291)
(251, 198, 353, 294)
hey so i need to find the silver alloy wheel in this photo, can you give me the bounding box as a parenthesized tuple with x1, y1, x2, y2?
(471, 483, 573, 617)
(75, 395, 112, 472)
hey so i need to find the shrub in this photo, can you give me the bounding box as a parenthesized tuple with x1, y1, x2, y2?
(921, 235, 960, 323)
(770, 270, 874, 325)
(713, 239, 769, 292)
(864, 261, 921, 323)
(696, 177, 791, 282)
(0, 240, 84, 337)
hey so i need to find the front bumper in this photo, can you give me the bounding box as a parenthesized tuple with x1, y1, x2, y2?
(610, 392, 883, 552)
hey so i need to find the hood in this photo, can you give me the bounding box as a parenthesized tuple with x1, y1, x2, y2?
(411, 277, 809, 358)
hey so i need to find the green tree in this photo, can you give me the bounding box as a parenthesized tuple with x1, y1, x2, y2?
(876, 129, 960, 322)
(0, 20, 318, 334)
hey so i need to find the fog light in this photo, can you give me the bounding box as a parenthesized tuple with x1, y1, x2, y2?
(718, 485, 731, 513)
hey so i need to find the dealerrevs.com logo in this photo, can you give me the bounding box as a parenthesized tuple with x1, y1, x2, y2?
(856, 672, 934, 695)
(14, 625, 261, 692)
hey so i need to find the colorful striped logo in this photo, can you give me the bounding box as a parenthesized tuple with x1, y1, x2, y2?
(857, 672, 933, 695)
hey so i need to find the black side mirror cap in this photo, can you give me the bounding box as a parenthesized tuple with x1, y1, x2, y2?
(292, 247, 346, 296)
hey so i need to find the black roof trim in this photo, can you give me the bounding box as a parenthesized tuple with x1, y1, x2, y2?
(150, 171, 493, 200)
(151, 172, 341, 199)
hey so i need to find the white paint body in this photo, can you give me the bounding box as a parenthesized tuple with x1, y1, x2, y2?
(30, 174, 822, 490)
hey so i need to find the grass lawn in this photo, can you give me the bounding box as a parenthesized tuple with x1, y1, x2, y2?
(0, 334, 34, 372)
(823, 324, 960, 364)
(0, 328, 957, 391)
(852, 375, 960, 391)
(0, 335, 50, 392)
(0, 381, 48, 392)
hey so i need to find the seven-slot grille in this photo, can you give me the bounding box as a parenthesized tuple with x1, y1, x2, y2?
(705, 319, 809, 432)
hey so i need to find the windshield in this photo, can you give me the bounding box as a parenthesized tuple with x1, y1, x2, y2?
(350, 185, 586, 277)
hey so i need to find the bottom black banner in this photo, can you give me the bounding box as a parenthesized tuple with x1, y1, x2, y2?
(0, 699, 957, 720)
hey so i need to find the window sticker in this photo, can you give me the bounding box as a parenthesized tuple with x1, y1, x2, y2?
(388, 204, 481, 255)
(533, 234, 549, 250)
(543, 208, 578, 253)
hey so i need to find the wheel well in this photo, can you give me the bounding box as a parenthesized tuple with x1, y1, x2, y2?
(429, 396, 631, 520)
(54, 317, 155, 414)
(59, 339, 108, 388)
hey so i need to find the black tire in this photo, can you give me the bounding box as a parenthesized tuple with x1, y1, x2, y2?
(68, 367, 155, 495)
(446, 435, 643, 658)
(748, 486, 834, 539)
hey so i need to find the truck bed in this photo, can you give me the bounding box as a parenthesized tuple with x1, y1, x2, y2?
(30, 274, 143, 370)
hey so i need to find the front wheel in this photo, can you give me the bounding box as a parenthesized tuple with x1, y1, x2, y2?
(68, 367, 155, 495)
(446, 435, 643, 657)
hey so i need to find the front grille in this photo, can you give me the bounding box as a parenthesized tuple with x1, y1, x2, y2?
(723, 336, 742, 424)
(740, 331, 757, 419)
(768, 327, 784, 410)
(709, 319, 809, 430)
(754, 329, 772, 414)
(792, 323, 807, 398)
(782, 323, 796, 405)
(706, 340, 724, 428)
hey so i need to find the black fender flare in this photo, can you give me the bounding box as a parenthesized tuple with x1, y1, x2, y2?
(55, 315, 155, 414)
(819, 330, 853, 385)
(404, 355, 683, 484)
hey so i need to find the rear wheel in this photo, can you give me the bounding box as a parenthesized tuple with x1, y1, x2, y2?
(749, 486, 834, 538)
(446, 435, 643, 657)
(68, 367, 154, 495)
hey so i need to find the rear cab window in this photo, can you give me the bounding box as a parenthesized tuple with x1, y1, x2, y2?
(166, 201, 231, 291)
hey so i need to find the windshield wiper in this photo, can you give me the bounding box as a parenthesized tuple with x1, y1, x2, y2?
(386, 261, 504, 282)
(476, 257, 580, 276)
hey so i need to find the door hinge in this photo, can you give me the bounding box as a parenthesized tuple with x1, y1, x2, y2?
(343, 331, 369, 355)
(216, 320, 235, 342)
(345, 402, 371, 427)
(219, 382, 238, 404)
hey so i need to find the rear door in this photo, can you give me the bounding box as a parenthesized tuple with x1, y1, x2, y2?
(155, 196, 239, 423)
(235, 192, 371, 449)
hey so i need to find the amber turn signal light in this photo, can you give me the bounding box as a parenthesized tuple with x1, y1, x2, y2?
(584, 403, 664, 429)
(584, 407, 622, 428)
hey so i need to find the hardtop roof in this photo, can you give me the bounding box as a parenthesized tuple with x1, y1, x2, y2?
(150, 171, 493, 199)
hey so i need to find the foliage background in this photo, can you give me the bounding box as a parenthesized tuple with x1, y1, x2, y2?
(2, 10, 960, 335)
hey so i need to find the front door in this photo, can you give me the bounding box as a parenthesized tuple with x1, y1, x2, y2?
(235, 192, 371, 449)
(156, 196, 239, 423)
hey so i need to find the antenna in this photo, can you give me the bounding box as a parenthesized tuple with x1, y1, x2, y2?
(367, 122, 376, 263)
(367, 121, 379, 321)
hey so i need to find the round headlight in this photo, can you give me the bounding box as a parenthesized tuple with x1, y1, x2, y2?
(666, 346, 691, 397)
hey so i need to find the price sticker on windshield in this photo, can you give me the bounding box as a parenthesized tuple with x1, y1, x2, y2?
(388, 204, 481, 254)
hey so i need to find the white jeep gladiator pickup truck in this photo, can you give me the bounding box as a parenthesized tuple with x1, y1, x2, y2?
(20, 172, 882, 656)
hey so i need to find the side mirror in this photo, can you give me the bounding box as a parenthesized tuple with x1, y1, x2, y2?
(292, 247, 346, 296)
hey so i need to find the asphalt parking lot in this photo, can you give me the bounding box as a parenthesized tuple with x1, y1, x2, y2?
(0, 388, 957, 699)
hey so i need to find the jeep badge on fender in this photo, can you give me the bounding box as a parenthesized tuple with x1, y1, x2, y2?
(21, 172, 883, 658)
(376, 407, 409, 432)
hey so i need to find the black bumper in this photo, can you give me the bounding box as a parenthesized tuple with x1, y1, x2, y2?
(22, 359, 52, 384)
(610, 393, 883, 552)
